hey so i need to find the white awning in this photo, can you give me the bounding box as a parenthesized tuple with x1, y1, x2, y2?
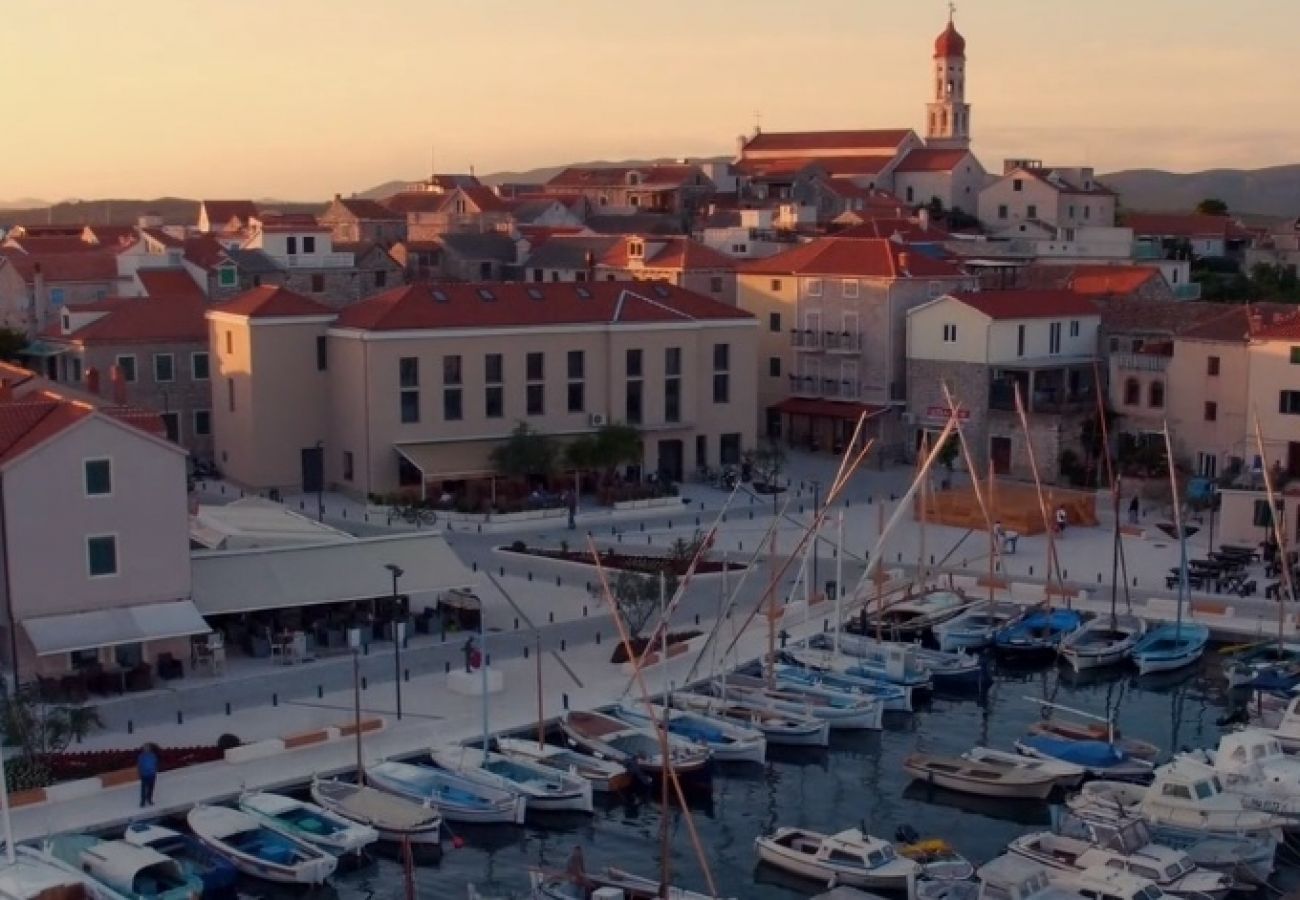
(23, 600, 211, 656)
(190, 533, 476, 616)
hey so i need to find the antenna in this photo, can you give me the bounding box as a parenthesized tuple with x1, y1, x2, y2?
(430, 144, 436, 178)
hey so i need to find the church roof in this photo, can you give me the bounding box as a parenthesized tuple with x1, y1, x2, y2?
(935, 20, 966, 57)
(742, 130, 914, 154)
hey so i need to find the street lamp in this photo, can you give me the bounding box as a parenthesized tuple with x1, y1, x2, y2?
(384, 563, 405, 721)
(347, 627, 363, 782)
(313, 439, 325, 522)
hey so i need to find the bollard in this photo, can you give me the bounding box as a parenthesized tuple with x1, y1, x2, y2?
(299, 501, 305, 511)
(648, 536, 652, 545)
(549, 611, 555, 623)
(176, 711, 183, 725)
(931, 554, 935, 565)
(1063, 570, 1068, 579)
(477, 524, 483, 533)
(586, 582, 591, 592)
(1133, 576, 1138, 587)
(867, 495, 872, 504)
(273, 693, 278, 707)
(1029, 566, 1034, 576)
(486, 655, 491, 666)
(500, 566, 505, 577)
(696, 517, 701, 527)
(225, 702, 231, 716)
(128, 720, 134, 735)
(528, 571, 533, 582)
(563, 693, 570, 710)
(556, 576, 562, 587)
(561, 639, 567, 651)
(524, 645, 530, 659)
(722, 513, 728, 523)
(318, 685, 324, 698)
(583, 605, 588, 616)
(472, 560, 478, 572)
(514, 617, 519, 629)
(365, 513, 370, 523)
(823, 618, 829, 631)
(799, 505, 804, 514)
(897, 552, 902, 562)
(694, 613, 700, 625)
(404, 669, 410, 682)
(1098, 573, 1103, 583)
(362, 677, 367, 690)
(668, 520, 673, 529)
(640, 522, 645, 532)
(618, 534, 623, 544)
(342, 508, 348, 519)
(445, 661, 451, 674)
(739, 540, 743, 551)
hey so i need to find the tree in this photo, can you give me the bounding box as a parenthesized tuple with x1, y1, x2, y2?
(490, 422, 556, 481)
(563, 435, 599, 486)
(0, 328, 27, 363)
(1195, 198, 1228, 216)
(612, 570, 674, 638)
(745, 438, 787, 486)
(591, 423, 643, 481)
(0, 682, 103, 790)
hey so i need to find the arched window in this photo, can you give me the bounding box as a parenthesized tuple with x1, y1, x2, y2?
(1124, 378, 1140, 406)
(1149, 381, 1165, 409)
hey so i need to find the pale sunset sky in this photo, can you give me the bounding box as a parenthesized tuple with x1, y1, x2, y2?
(3, 0, 1296, 201)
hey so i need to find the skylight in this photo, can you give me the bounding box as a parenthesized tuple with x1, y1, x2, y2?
(527, 288, 544, 301)
(432, 290, 449, 304)
(478, 288, 495, 301)
(576, 287, 591, 299)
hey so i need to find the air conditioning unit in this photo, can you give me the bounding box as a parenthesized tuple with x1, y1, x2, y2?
(589, 413, 606, 427)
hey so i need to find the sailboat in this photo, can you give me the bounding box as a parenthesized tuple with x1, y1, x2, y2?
(430, 745, 593, 813)
(1132, 424, 1208, 675)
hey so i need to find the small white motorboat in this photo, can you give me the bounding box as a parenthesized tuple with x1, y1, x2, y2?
(754, 827, 920, 889)
(529, 847, 731, 899)
(855, 589, 975, 641)
(8, 846, 127, 900)
(1189, 728, 1300, 824)
(310, 777, 443, 846)
(669, 693, 830, 747)
(37, 834, 200, 900)
(186, 804, 336, 885)
(238, 790, 379, 856)
(492, 737, 634, 792)
(893, 830, 974, 882)
(613, 700, 767, 764)
(431, 745, 594, 813)
(122, 822, 238, 895)
(904, 752, 1058, 800)
(367, 759, 527, 825)
(915, 855, 1073, 900)
(771, 661, 912, 712)
(1060, 614, 1145, 671)
(961, 746, 1085, 789)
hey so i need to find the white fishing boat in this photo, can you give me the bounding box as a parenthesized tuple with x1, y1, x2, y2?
(669, 694, 830, 747)
(431, 745, 594, 813)
(613, 701, 767, 764)
(714, 674, 884, 730)
(121, 823, 238, 896)
(310, 778, 443, 846)
(1060, 614, 1145, 671)
(529, 866, 725, 899)
(6, 846, 127, 900)
(814, 634, 933, 690)
(36, 835, 198, 900)
(894, 833, 974, 882)
(1057, 866, 1186, 900)
(933, 602, 1026, 653)
(961, 746, 1085, 789)
(1008, 815, 1233, 899)
(915, 854, 1075, 900)
(1184, 728, 1300, 824)
(367, 760, 528, 825)
(186, 804, 336, 885)
(1266, 694, 1300, 752)
(754, 827, 920, 890)
(238, 791, 378, 856)
(492, 737, 634, 792)
(904, 752, 1058, 800)
(855, 589, 974, 641)
(558, 710, 713, 781)
(771, 660, 912, 712)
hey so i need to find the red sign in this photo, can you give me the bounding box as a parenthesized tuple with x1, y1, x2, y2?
(926, 406, 971, 421)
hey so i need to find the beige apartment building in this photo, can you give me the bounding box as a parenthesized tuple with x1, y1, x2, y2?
(210, 282, 757, 498)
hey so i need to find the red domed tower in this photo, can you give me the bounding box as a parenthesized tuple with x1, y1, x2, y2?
(926, 6, 971, 150)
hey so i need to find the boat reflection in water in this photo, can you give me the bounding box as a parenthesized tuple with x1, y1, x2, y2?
(901, 780, 1053, 827)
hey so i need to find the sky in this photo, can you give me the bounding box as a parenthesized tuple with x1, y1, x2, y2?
(3, 0, 1297, 202)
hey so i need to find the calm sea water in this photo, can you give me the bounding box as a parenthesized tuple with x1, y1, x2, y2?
(234, 651, 1296, 900)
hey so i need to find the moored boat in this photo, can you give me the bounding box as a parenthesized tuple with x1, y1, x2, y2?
(612, 701, 766, 764)
(934, 601, 1026, 653)
(122, 824, 237, 897)
(5, 847, 123, 900)
(894, 830, 974, 882)
(1025, 719, 1159, 762)
(492, 737, 634, 792)
(713, 674, 884, 730)
(904, 752, 1057, 800)
(668, 694, 830, 747)
(960, 746, 1085, 789)
(529, 847, 731, 899)
(38, 835, 200, 900)
(1060, 615, 1145, 671)
(431, 745, 594, 813)
(770, 661, 911, 712)
(559, 710, 713, 782)
(1132, 623, 1209, 676)
(994, 608, 1082, 662)
(366, 759, 527, 825)
(852, 589, 974, 641)
(799, 636, 933, 690)
(237, 791, 378, 857)
(186, 804, 336, 885)
(754, 827, 920, 890)
(1014, 736, 1154, 782)
(309, 777, 443, 847)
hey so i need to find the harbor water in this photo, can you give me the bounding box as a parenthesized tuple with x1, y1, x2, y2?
(214, 648, 1299, 899)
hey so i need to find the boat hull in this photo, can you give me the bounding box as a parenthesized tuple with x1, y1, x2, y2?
(755, 838, 916, 889)
(613, 704, 767, 764)
(903, 757, 1055, 800)
(366, 763, 527, 825)
(186, 807, 337, 885)
(309, 779, 443, 847)
(1133, 623, 1209, 675)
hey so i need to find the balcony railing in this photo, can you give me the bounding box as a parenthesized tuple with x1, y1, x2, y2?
(789, 329, 863, 353)
(1114, 352, 1170, 373)
(989, 383, 1096, 414)
(790, 329, 821, 351)
(789, 374, 820, 396)
(824, 332, 863, 353)
(788, 374, 860, 399)
(282, 252, 355, 269)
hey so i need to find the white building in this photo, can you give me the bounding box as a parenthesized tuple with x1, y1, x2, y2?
(979, 162, 1117, 236)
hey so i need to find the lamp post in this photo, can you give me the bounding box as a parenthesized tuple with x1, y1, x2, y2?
(348, 627, 363, 783)
(384, 563, 405, 721)
(810, 479, 822, 599)
(314, 439, 324, 522)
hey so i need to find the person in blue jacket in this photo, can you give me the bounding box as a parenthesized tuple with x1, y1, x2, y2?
(137, 743, 159, 807)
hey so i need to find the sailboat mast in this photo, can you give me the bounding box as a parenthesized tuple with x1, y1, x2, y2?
(660, 571, 669, 710)
(481, 603, 490, 764)
(988, 459, 996, 610)
(835, 511, 844, 656)
(1252, 413, 1293, 658)
(1162, 423, 1187, 635)
(766, 529, 778, 690)
(1110, 476, 1122, 628)
(352, 637, 364, 786)
(536, 632, 545, 749)
(0, 709, 15, 864)
(918, 432, 929, 587)
(658, 572, 671, 898)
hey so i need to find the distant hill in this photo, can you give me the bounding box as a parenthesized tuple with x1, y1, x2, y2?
(0, 197, 325, 228)
(0, 198, 50, 210)
(1101, 165, 1300, 217)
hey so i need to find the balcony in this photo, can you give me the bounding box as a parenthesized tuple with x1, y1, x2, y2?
(282, 252, 355, 269)
(790, 329, 822, 352)
(822, 378, 862, 400)
(788, 329, 863, 353)
(1113, 352, 1170, 373)
(989, 367, 1097, 415)
(789, 374, 820, 396)
(824, 331, 863, 354)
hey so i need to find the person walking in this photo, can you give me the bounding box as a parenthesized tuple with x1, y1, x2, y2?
(137, 743, 159, 808)
(1054, 505, 1068, 535)
(1128, 495, 1140, 525)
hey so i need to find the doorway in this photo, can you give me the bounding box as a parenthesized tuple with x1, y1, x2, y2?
(657, 439, 684, 483)
(301, 445, 324, 493)
(990, 436, 1012, 475)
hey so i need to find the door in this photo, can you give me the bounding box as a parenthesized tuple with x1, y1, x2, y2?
(1288, 442, 1300, 479)
(990, 436, 1012, 476)
(657, 440, 684, 483)
(301, 445, 324, 493)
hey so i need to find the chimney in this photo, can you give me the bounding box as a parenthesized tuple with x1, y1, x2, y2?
(109, 364, 126, 405)
(85, 367, 101, 395)
(334, 193, 342, 202)
(918, 207, 931, 231)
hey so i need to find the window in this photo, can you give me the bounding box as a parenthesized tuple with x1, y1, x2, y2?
(526, 352, 544, 381)
(625, 379, 643, 424)
(286, 236, 297, 255)
(84, 459, 111, 496)
(374, 270, 387, 289)
(1207, 355, 1220, 376)
(665, 347, 681, 377)
(191, 352, 210, 380)
(153, 353, 174, 383)
(225, 331, 233, 354)
(626, 349, 643, 378)
(841, 280, 859, 299)
(218, 266, 237, 288)
(710, 276, 724, 294)
(193, 410, 211, 436)
(115, 355, 137, 383)
(160, 412, 179, 443)
(71, 357, 81, 382)
(1069, 320, 1080, 338)
(485, 353, 503, 384)
(720, 433, 741, 465)
(1049, 322, 1062, 355)
(50, 287, 65, 305)
(769, 357, 782, 377)
(310, 274, 325, 293)
(399, 357, 420, 422)
(806, 279, 823, 297)
(343, 451, 354, 482)
(485, 385, 504, 418)
(526, 383, 544, 416)
(664, 378, 681, 422)
(713, 343, 730, 371)
(1124, 378, 1140, 406)
(1290, 347, 1300, 365)
(942, 323, 958, 343)
(768, 312, 781, 332)
(1205, 401, 1218, 422)
(399, 357, 419, 387)
(1149, 380, 1165, 408)
(87, 535, 117, 578)
(303, 236, 316, 254)
(1084, 205, 1091, 220)
(713, 373, 730, 403)
(443, 355, 463, 385)
(1027, 204, 1038, 219)
(443, 388, 463, 421)
(315, 336, 327, 371)
(1280, 390, 1300, 415)
(400, 390, 420, 423)
(567, 350, 585, 380)
(567, 381, 585, 413)
(1013, 179, 1023, 192)
(997, 204, 1008, 220)
(770, 279, 783, 292)
(1017, 324, 1026, 357)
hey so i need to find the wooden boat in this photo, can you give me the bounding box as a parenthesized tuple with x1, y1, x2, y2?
(994, 609, 1082, 662)
(1025, 719, 1159, 761)
(186, 805, 336, 885)
(714, 674, 884, 730)
(933, 602, 1026, 653)
(1059, 615, 1145, 671)
(121, 824, 237, 897)
(39, 835, 200, 900)
(310, 777, 442, 846)
(669, 693, 829, 747)
(853, 589, 974, 641)
(612, 701, 767, 764)
(1014, 737, 1154, 781)
(960, 746, 1085, 789)
(754, 827, 920, 889)
(559, 710, 712, 782)
(3, 847, 119, 900)
(492, 737, 633, 792)
(770, 661, 911, 712)
(528, 848, 732, 900)
(238, 791, 378, 856)
(1132, 622, 1209, 676)
(366, 759, 527, 825)
(903, 752, 1057, 800)
(431, 745, 594, 813)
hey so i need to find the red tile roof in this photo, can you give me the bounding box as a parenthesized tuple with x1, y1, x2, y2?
(742, 129, 913, 154)
(333, 197, 404, 221)
(0, 391, 167, 466)
(459, 185, 508, 213)
(894, 148, 971, 173)
(201, 200, 259, 227)
(600, 237, 736, 271)
(1183, 303, 1300, 342)
(211, 285, 333, 319)
(739, 237, 964, 278)
(1124, 212, 1251, 240)
(1064, 265, 1163, 296)
(546, 165, 706, 190)
(934, 20, 966, 57)
(834, 219, 952, 242)
(949, 290, 1100, 320)
(381, 192, 452, 215)
(0, 250, 119, 284)
(1251, 310, 1300, 341)
(334, 282, 751, 332)
(136, 268, 206, 302)
(255, 213, 328, 233)
(4, 236, 98, 254)
(57, 297, 207, 345)
(83, 225, 138, 246)
(182, 234, 231, 271)
(517, 226, 588, 247)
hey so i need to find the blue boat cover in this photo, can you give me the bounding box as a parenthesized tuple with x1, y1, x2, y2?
(1021, 735, 1127, 767)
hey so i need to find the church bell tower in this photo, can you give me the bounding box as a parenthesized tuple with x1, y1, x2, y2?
(926, 6, 970, 150)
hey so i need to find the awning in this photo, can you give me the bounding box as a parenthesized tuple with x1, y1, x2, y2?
(191, 533, 476, 616)
(395, 442, 496, 480)
(771, 397, 889, 421)
(21, 340, 70, 358)
(23, 600, 210, 656)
